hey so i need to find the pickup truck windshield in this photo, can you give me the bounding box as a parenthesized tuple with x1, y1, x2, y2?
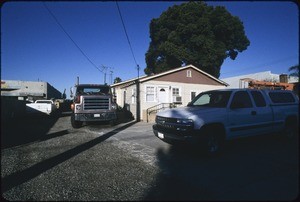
(76, 86, 110, 95)
(189, 91, 232, 108)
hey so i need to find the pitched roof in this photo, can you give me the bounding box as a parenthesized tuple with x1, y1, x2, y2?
(111, 64, 228, 87)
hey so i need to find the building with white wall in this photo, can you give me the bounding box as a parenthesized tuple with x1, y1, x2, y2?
(111, 64, 228, 121)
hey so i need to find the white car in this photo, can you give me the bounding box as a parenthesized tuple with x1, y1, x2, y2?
(26, 100, 57, 115)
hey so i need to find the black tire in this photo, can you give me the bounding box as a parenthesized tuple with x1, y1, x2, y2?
(71, 113, 82, 128)
(282, 121, 298, 140)
(202, 129, 224, 156)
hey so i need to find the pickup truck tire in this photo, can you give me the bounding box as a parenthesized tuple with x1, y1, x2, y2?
(71, 113, 82, 128)
(283, 120, 298, 140)
(201, 127, 225, 156)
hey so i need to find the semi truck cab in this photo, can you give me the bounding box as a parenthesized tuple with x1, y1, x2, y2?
(70, 84, 117, 128)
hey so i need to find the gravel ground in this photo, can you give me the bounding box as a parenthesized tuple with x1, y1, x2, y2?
(1, 115, 159, 201)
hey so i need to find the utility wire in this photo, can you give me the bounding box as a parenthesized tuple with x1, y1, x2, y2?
(43, 2, 102, 73)
(116, 1, 139, 67)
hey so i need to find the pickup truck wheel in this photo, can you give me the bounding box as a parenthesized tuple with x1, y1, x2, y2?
(206, 134, 220, 154)
(202, 131, 224, 156)
(71, 114, 82, 128)
(283, 122, 297, 140)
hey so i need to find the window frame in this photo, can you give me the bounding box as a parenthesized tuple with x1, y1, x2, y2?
(131, 88, 136, 104)
(145, 85, 156, 102)
(187, 70, 192, 78)
(230, 91, 253, 109)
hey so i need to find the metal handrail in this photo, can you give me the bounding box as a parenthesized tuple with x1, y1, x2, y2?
(146, 103, 177, 122)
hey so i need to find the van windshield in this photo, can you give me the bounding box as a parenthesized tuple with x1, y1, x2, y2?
(189, 91, 232, 108)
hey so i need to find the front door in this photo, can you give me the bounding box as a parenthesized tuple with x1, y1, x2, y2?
(158, 87, 168, 103)
(228, 91, 257, 138)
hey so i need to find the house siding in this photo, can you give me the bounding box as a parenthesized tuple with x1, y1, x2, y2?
(153, 67, 221, 85)
(114, 84, 137, 119)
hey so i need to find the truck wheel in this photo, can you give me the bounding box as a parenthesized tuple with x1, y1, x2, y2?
(283, 121, 297, 140)
(71, 114, 82, 128)
(202, 129, 224, 156)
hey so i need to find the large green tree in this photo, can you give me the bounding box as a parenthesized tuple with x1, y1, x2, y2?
(144, 1, 250, 78)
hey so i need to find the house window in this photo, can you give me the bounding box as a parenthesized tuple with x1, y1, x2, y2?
(146, 86, 155, 102)
(187, 70, 192, 77)
(131, 88, 136, 104)
(172, 87, 181, 103)
(172, 88, 180, 96)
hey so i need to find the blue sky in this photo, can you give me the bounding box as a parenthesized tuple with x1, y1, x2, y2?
(1, 1, 299, 98)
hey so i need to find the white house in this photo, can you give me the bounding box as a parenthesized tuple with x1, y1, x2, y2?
(111, 64, 228, 122)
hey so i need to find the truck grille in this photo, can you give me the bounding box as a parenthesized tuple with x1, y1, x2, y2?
(83, 97, 110, 110)
(156, 116, 177, 124)
(156, 116, 193, 132)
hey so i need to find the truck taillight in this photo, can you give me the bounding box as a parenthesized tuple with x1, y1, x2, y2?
(74, 96, 80, 103)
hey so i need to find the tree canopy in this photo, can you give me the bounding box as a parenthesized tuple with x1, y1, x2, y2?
(144, 1, 250, 78)
(288, 64, 299, 79)
(113, 77, 122, 84)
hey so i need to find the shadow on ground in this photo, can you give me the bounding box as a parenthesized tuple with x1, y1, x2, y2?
(1, 120, 137, 193)
(1, 113, 63, 149)
(144, 133, 299, 201)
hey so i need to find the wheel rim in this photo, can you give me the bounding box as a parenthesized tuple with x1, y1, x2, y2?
(207, 135, 219, 153)
(286, 127, 295, 139)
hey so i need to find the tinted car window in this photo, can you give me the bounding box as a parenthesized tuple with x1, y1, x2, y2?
(231, 91, 253, 108)
(251, 91, 266, 107)
(269, 92, 295, 103)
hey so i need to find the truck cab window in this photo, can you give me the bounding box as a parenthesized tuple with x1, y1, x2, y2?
(251, 91, 266, 107)
(269, 92, 296, 103)
(231, 91, 253, 108)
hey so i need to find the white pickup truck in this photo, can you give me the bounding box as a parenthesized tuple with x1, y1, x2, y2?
(26, 100, 57, 115)
(153, 89, 299, 155)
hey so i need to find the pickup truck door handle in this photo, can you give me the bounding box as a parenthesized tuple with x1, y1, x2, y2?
(251, 111, 257, 116)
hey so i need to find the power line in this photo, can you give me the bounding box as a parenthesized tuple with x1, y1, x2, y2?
(116, 1, 141, 122)
(43, 2, 102, 73)
(116, 1, 139, 67)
